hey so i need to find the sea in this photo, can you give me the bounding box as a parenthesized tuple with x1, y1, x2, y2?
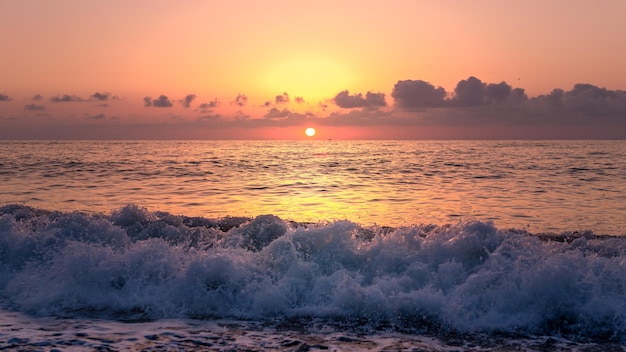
(0, 140, 625, 351)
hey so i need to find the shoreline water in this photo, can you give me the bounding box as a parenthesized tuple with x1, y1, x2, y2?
(1, 204, 625, 347)
(1, 311, 623, 351)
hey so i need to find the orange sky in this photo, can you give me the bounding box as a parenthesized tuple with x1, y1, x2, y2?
(1, 0, 626, 139)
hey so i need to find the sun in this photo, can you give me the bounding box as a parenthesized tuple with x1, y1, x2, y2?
(305, 127, 316, 137)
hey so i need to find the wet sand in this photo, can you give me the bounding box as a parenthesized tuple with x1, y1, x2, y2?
(1, 311, 623, 351)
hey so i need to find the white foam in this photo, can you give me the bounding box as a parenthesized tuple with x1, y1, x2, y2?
(1, 204, 625, 342)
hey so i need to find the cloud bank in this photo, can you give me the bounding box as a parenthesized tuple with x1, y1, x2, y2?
(323, 76, 626, 137)
(144, 95, 173, 108)
(1, 76, 626, 139)
(91, 92, 111, 101)
(179, 94, 196, 108)
(334, 90, 386, 108)
(50, 94, 85, 103)
(197, 99, 220, 113)
(275, 92, 289, 104)
(391, 80, 447, 108)
(233, 94, 248, 107)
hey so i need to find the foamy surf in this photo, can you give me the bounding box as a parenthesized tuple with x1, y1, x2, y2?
(1, 204, 625, 349)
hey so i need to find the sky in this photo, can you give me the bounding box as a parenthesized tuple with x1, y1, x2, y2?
(1, 0, 626, 139)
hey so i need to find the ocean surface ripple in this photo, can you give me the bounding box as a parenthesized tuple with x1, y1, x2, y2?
(1, 140, 625, 235)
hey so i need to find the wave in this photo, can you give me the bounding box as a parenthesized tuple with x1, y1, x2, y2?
(1, 204, 625, 342)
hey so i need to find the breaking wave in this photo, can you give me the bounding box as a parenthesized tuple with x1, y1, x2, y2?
(1, 204, 625, 342)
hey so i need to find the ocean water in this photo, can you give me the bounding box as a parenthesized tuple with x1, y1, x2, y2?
(2, 140, 625, 234)
(1, 140, 626, 350)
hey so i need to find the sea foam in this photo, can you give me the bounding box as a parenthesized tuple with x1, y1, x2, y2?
(1, 204, 625, 342)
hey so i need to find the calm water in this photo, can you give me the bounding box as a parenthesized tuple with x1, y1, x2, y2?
(1, 140, 625, 234)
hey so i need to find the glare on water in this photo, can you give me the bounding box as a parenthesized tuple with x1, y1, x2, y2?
(0, 140, 625, 235)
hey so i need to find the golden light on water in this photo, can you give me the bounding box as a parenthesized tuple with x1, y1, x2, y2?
(305, 127, 316, 137)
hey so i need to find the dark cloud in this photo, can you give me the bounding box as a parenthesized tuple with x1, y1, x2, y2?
(258, 108, 310, 125)
(91, 92, 121, 102)
(275, 92, 289, 104)
(153, 95, 173, 108)
(313, 78, 619, 135)
(509, 88, 528, 104)
(334, 90, 386, 108)
(557, 83, 626, 117)
(233, 94, 248, 107)
(264, 108, 291, 119)
(179, 94, 196, 108)
(0, 93, 12, 102)
(485, 81, 513, 104)
(449, 77, 525, 107)
(32, 94, 43, 101)
(24, 104, 45, 111)
(568, 83, 617, 99)
(197, 99, 220, 112)
(263, 101, 272, 107)
(542, 88, 565, 107)
(50, 94, 85, 103)
(452, 76, 485, 106)
(393, 77, 530, 110)
(365, 92, 386, 106)
(91, 92, 110, 101)
(391, 80, 447, 108)
(144, 95, 173, 108)
(3, 76, 624, 139)
(439, 81, 625, 126)
(333, 90, 365, 108)
(531, 83, 626, 117)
